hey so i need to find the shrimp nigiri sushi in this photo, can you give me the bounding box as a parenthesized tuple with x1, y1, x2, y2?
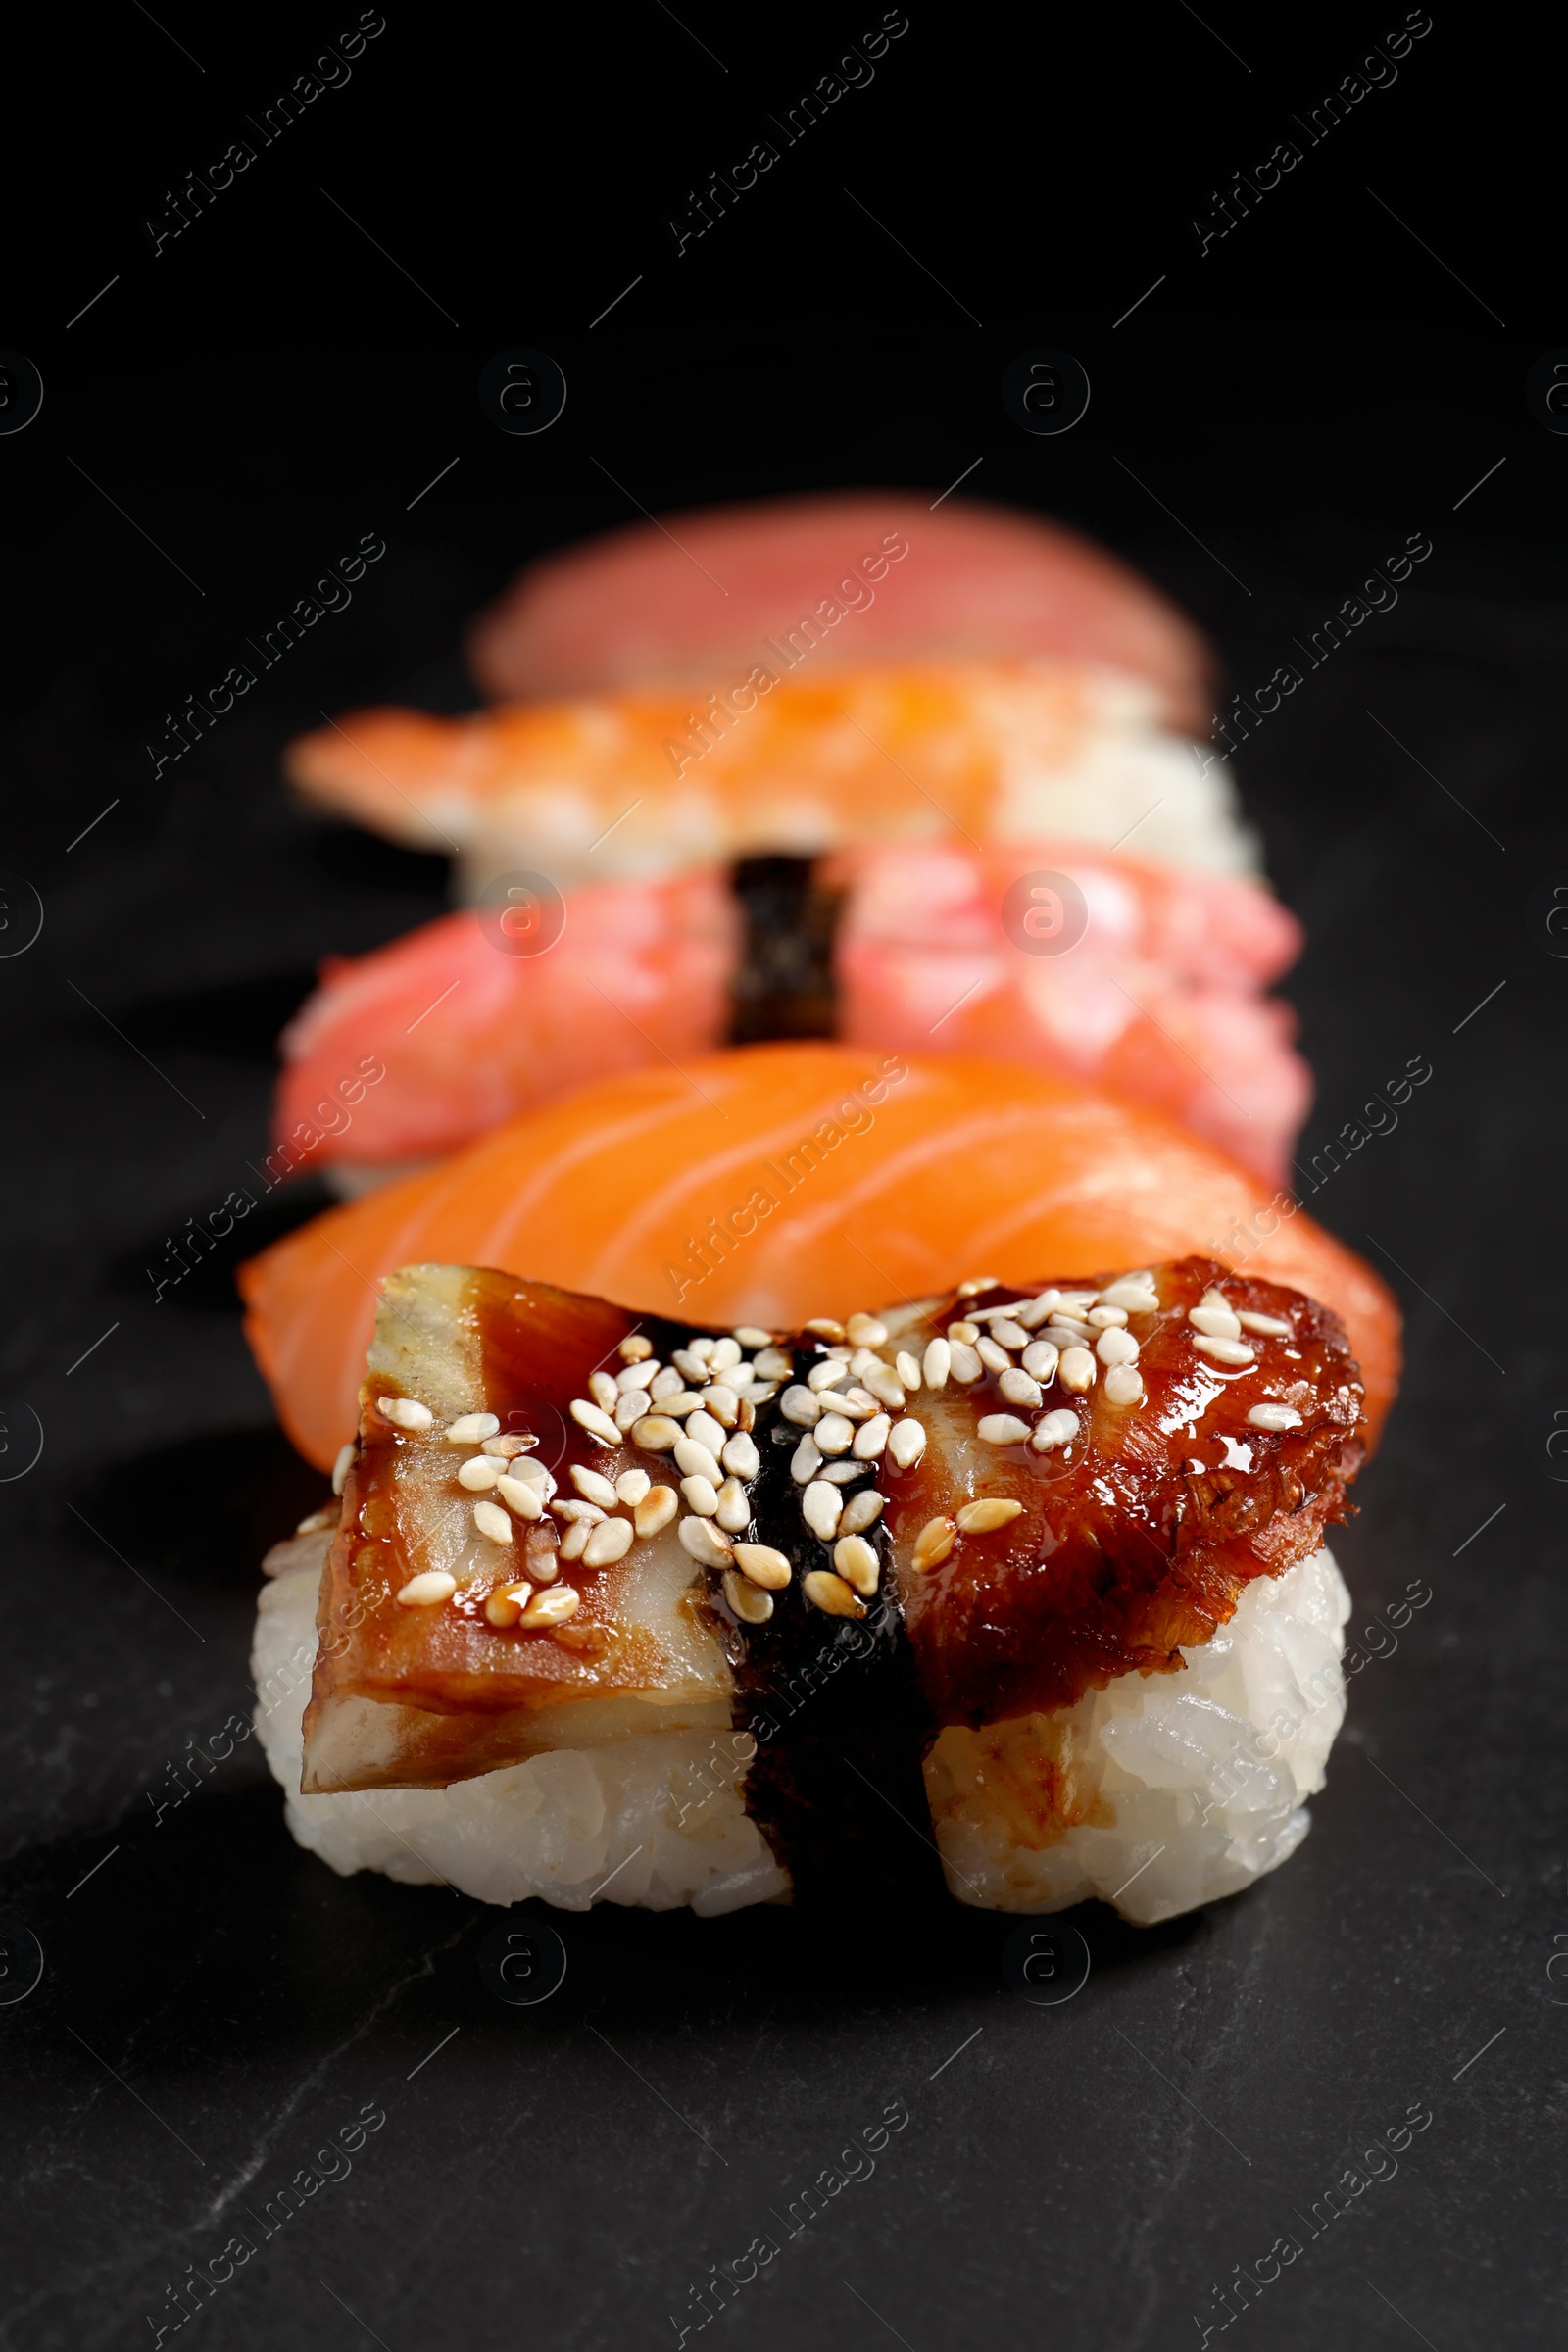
(254, 1253, 1365, 1923)
(239, 1044, 1399, 1474)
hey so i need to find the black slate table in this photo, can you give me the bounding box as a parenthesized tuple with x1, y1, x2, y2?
(2, 14, 1564, 2343)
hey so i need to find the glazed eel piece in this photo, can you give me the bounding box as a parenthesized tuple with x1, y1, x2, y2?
(290, 1257, 1365, 1905)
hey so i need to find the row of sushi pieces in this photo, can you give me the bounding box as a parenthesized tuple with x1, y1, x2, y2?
(244, 1041, 1401, 1927)
(273, 494, 1310, 1188)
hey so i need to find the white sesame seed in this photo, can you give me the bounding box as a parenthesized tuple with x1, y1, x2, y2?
(1237, 1310, 1292, 1337)
(1014, 1290, 1059, 1328)
(689, 1335, 716, 1362)
(1096, 1327, 1140, 1366)
(481, 1434, 537, 1458)
(808, 1357, 852, 1393)
(802, 1481, 843, 1541)
(524, 1538, 560, 1583)
(618, 1334, 654, 1363)
(911, 1515, 956, 1572)
(552, 1499, 606, 1524)
(672, 1348, 710, 1385)
(518, 1585, 581, 1628)
(1087, 1304, 1128, 1329)
(571, 1464, 618, 1509)
(999, 1367, 1044, 1409)
(957, 1276, 1000, 1297)
(445, 1411, 500, 1445)
(631, 1413, 683, 1451)
(791, 1433, 823, 1483)
(977, 1412, 1031, 1445)
(615, 1358, 660, 1392)
(709, 1338, 742, 1372)
(781, 1384, 823, 1426)
(888, 1417, 927, 1470)
(458, 1455, 505, 1491)
(714, 1478, 751, 1533)
(379, 1396, 434, 1432)
(1192, 1335, 1255, 1366)
(653, 1391, 705, 1418)
(1248, 1402, 1303, 1430)
(504, 1456, 553, 1492)
(496, 1474, 545, 1519)
(680, 1474, 720, 1517)
(615, 1468, 651, 1505)
(803, 1317, 847, 1343)
(1102, 1364, 1145, 1406)
(685, 1408, 726, 1455)
(1097, 1278, 1159, 1314)
(922, 1337, 952, 1390)
(839, 1489, 884, 1535)
(815, 1412, 854, 1457)
(989, 1318, 1031, 1351)
(613, 1389, 647, 1431)
(720, 1430, 760, 1479)
(723, 1568, 774, 1624)
(956, 1497, 1025, 1534)
(1031, 1408, 1080, 1451)
(474, 1499, 514, 1544)
(331, 1442, 356, 1495)
(570, 1398, 619, 1446)
(674, 1436, 723, 1484)
(582, 1517, 634, 1567)
(733, 1325, 772, 1349)
(1020, 1340, 1059, 1383)
(949, 1341, 985, 1384)
(733, 1542, 792, 1590)
(634, 1485, 678, 1538)
(396, 1570, 457, 1607)
(588, 1371, 618, 1413)
(1057, 1347, 1097, 1393)
(483, 1580, 532, 1627)
(895, 1350, 922, 1392)
(1057, 1292, 1098, 1316)
(819, 1461, 862, 1484)
(852, 1412, 892, 1460)
(678, 1514, 733, 1568)
(294, 1505, 338, 1536)
(1189, 1304, 1243, 1341)
(754, 1347, 793, 1381)
(702, 1384, 740, 1428)
(803, 1569, 866, 1617)
(833, 1534, 880, 1595)
(650, 1367, 684, 1399)
(860, 1360, 906, 1411)
(845, 1312, 889, 1348)
(1046, 1318, 1096, 1348)
(560, 1518, 591, 1559)
(831, 1389, 879, 1424)
(976, 1335, 1011, 1374)
(947, 1320, 980, 1347)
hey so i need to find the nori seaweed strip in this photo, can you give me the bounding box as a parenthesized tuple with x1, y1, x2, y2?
(724, 1337, 942, 1909)
(726, 856, 844, 1044)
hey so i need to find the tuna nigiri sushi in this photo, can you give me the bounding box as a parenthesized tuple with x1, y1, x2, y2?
(239, 1045, 1399, 1474)
(254, 1253, 1364, 1923)
(466, 490, 1215, 733)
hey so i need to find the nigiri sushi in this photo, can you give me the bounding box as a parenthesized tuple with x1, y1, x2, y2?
(466, 491, 1215, 733)
(273, 870, 737, 1177)
(285, 663, 1252, 897)
(239, 1044, 1399, 1473)
(835, 840, 1310, 1183)
(254, 1254, 1365, 1923)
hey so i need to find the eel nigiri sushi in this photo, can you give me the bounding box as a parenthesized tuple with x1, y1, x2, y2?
(254, 1253, 1364, 1923)
(239, 1044, 1399, 1474)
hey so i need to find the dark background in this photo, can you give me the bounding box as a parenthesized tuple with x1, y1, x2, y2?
(2, 7, 1564, 2347)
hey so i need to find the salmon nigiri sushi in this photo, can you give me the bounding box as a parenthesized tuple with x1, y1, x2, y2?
(239, 1045, 1398, 1475)
(254, 1253, 1365, 1922)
